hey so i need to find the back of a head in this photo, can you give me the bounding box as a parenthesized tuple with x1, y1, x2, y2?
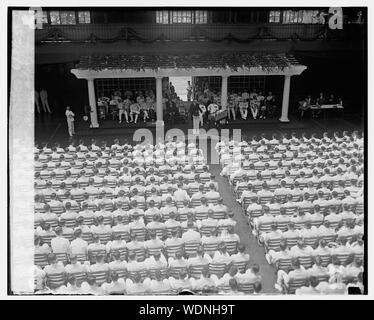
(253, 281, 262, 293)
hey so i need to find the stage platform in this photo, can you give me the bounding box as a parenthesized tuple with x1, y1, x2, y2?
(75, 119, 157, 136)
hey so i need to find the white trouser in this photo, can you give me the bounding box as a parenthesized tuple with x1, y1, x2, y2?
(199, 112, 204, 125)
(240, 108, 248, 119)
(193, 115, 200, 132)
(41, 97, 51, 113)
(250, 106, 258, 119)
(67, 120, 74, 136)
(35, 98, 41, 113)
(143, 110, 149, 120)
(228, 107, 236, 120)
(130, 111, 139, 122)
(119, 110, 128, 122)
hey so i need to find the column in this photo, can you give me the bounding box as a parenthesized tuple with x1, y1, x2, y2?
(279, 75, 292, 122)
(155, 76, 163, 126)
(87, 78, 99, 128)
(155, 76, 164, 144)
(221, 75, 228, 110)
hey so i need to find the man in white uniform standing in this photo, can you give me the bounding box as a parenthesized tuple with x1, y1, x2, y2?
(65, 106, 75, 137)
(40, 88, 52, 113)
(35, 90, 41, 114)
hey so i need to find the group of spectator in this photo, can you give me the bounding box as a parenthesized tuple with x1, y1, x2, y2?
(96, 84, 184, 125)
(33, 138, 263, 295)
(218, 129, 365, 294)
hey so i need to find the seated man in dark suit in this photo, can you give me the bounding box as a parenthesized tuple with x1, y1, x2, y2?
(167, 99, 179, 126)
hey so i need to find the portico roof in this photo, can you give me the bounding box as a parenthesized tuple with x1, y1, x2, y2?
(71, 52, 307, 79)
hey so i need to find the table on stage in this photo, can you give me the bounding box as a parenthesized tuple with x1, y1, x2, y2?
(309, 103, 344, 118)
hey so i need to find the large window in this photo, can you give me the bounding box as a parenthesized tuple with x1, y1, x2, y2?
(78, 11, 91, 24)
(282, 10, 303, 23)
(269, 10, 281, 23)
(50, 11, 76, 24)
(95, 78, 156, 98)
(275, 10, 324, 24)
(156, 10, 169, 24)
(60, 11, 76, 24)
(193, 76, 222, 93)
(41, 11, 49, 24)
(172, 11, 193, 24)
(195, 10, 208, 24)
(48, 11, 91, 24)
(155, 10, 207, 24)
(228, 76, 266, 94)
(49, 11, 61, 24)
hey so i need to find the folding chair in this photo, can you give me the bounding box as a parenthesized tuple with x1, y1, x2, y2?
(109, 247, 127, 261)
(322, 234, 337, 244)
(202, 242, 219, 257)
(184, 242, 200, 258)
(131, 228, 146, 241)
(55, 252, 69, 265)
(110, 268, 127, 279)
(285, 276, 307, 294)
(89, 270, 109, 286)
(75, 254, 88, 263)
(165, 226, 181, 239)
(276, 258, 293, 271)
(169, 266, 188, 278)
(67, 271, 87, 285)
(189, 264, 208, 279)
(46, 272, 66, 290)
(223, 240, 238, 255)
(165, 243, 183, 259)
(148, 268, 168, 280)
(199, 226, 216, 237)
(97, 232, 112, 245)
(40, 234, 56, 246)
(319, 254, 332, 267)
(212, 210, 227, 220)
(297, 255, 313, 269)
(232, 260, 248, 273)
(336, 253, 351, 265)
(265, 237, 282, 252)
(234, 281, 253, 294)
(195, 211, 209, 221)
(88, 249, 107, 263)
(208, 263, 227, 278)
(134, 247, 146, 262)
(34, 253, 48, 269)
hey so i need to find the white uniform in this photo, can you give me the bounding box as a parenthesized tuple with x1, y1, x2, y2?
(65, 110, 75, 136)
(40, 89, 52, 113)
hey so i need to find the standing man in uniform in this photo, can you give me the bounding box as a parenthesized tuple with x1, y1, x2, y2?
(40, 88, 52, 113)
(65, 106, 75, 137)
(35, 90, 41, 114)
(190, 99, 201, 135)
(187, 81, 193, 102)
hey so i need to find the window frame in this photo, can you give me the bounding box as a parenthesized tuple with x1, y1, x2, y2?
(156, 10, 170, 24)
(171, 10, 193, 24)
(269, 10, 281, 23)
(77, 11, 91, 24)
(195, 10, 208, 24)
(59, 10, 77, 25)
(49, 10, 77, 25)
